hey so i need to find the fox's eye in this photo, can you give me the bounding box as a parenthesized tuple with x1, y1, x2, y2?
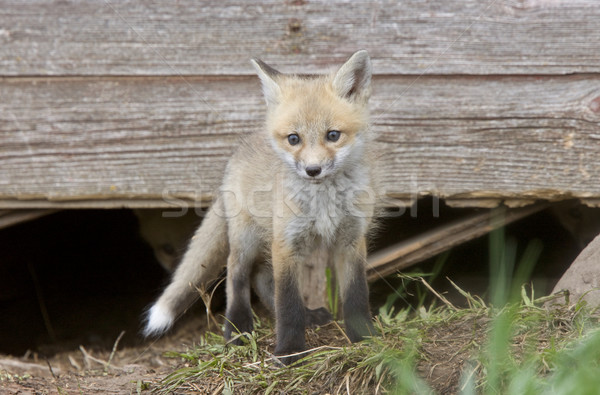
(326, 130, 341, 142)
(287, 133, 300, 146)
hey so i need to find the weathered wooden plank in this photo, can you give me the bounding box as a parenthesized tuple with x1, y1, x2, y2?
(1, 0, 600, 76)
(366, 204, 549, 282)
(0, 209, 57, 229)
(1, 74, 599, 208)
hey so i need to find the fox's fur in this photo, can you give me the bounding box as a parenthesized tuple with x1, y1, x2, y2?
(144, 50, 378, 364)
(134, 209, 200, 272)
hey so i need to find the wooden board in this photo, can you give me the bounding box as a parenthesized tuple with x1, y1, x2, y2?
(366, 204, 548, 282)
(1, 74, 599, 208)
(1, 0, 600, 76)
(0, 209, 57, 229)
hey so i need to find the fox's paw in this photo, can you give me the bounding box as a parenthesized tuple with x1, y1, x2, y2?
(224, 309, 254, 345)
(345, 318, 378, 343)
(274, 345, 309, 366)
(273, 326, 307, 366)
(305, 307, 333, 328)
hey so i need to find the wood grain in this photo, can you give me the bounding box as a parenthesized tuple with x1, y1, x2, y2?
(1, 0, 600, 76)
(1, 74, 599, 208)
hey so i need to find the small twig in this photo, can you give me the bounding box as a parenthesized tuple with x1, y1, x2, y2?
(447, 277, 484, 309)
(44, 357, 58, 379)
(336, 373, 346, 394)
(211, 382, 225, 395)
(262, 350, 286, 368)
(106, 330, 125, 373)
(332, 320, 352, 345)
(459, 361, 480, 393)
(345, 372, 351, 395)
(68, 355, 82, 371)
(79, 346, 91, 370)
(418, 277, 458, 311)
(79, 346, 105, 368)
(79, 345, 123, 371)
(27, 262, 57, 343)
(375, 372, 384, 394)
(538, 289, 570, 305)
(194, 277, 225, 332)
(242, 344, 345, 369)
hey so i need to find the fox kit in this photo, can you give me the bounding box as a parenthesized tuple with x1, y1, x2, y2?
(144, 50, 377, 364)
(134, 209, 200, 272)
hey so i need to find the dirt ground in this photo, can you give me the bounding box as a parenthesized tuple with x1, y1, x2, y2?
(0, 312, 210, 394)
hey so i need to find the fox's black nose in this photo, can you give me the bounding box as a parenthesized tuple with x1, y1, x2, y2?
(305, 166, 322, 177)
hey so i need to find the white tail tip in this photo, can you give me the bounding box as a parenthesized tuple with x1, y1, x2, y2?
(143, 303, 175, 337)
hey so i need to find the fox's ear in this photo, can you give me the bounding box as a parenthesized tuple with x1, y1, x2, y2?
(251, 59, 282, 107)
(332, 50, 372, 102)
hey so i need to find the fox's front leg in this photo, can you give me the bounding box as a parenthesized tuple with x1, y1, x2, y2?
(335, 236, 375, 342)
(272, 237, 306, 365)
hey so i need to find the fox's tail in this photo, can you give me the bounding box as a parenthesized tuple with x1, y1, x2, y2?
(143, 196, 229, 337)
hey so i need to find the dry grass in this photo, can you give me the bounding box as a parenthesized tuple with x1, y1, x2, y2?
(150, 284, 600, 394)
(153, 224, 600, 394)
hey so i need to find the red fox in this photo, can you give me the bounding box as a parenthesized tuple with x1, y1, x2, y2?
(134, 209, 200, 272)
(144, 50, 378, 364)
